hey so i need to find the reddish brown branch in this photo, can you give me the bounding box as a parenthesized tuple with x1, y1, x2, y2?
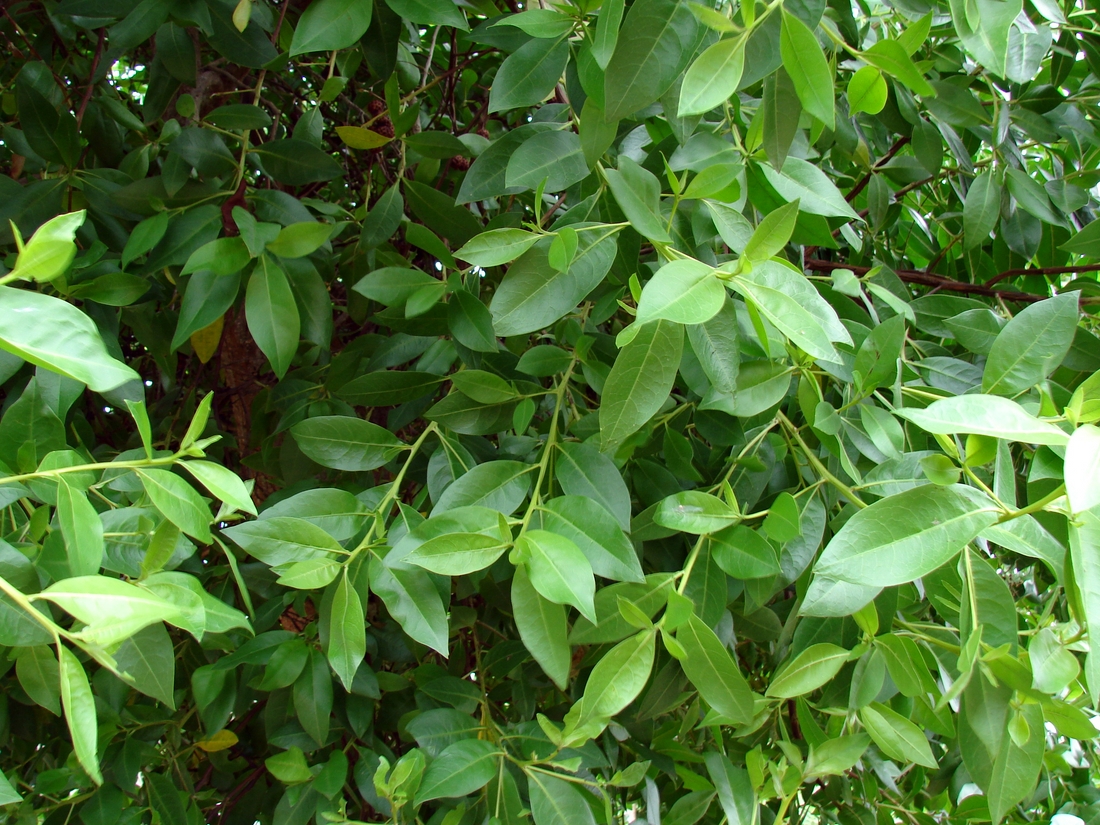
(845, 136, 911, 203)
(804, 259, 1100, 304)
(983, 263, 1100, 288)
(75, 29, 106, 127)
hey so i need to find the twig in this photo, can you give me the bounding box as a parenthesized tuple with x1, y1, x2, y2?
(75, 29, 106, 127)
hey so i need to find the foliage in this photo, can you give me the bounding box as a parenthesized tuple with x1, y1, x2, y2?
(1, 0, 1100, 824)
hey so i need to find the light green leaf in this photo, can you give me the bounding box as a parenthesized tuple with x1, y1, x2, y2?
(1066, 425, 1100, 514)
(455, 229, 542, 267)
(327, 571, 366, 691)
(636, 259, 724, 326)
(488, 37, 568, 113)
(767, 643, 850, 698)
(654, 491, 740, 534)
(566, 629, 656, 731)
(517, 529, 597, 622)
(963, 171, 1002, 251)
(57, 477, 104, 577)
(414, 740, 500, 804)
(245, 257, 300, 380)
(513, 564, 571, 688)
(601, 319, 684, 448)
(677, 614, 753, 721)
(896, 395, 1069, 445)
(527, 770, 598, 825)
(604, 157, 671, 243)
(860, 702, 938, 767)
(679, 37, 746, 116)
(982, 294, 1079, 396)
(59, 645, 102, 784)
(289, 0, 373, 55)
(759, 159, 860, 220)
(743, 200, 799, 263)
(180, 460, 257, 516)
(137, 469, 212, 543)
(535, 495, 644, 582)
(816, 484, 999, 586)
(779, 9, 834, 130)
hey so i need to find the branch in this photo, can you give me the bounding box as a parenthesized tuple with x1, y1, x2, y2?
(845, 136, 911, 203)
(804, 259, 1100, 304)
(75, 29, 106, 127)
(983, 262, 1100, 288)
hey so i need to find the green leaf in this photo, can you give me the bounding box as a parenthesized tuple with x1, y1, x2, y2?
(636, 259, 724, 326)
(291, 416, 404, 471)
(815, 484, 999, 586)
(16, 645, 60, 714)
(705, 753, 754, 825)
(601, 319, 684, 448)
(265, 748, 313, 784)
(505, 131, 589, 192)
(384, 0, 468, 28)
(687, 300, 740, 393)
(743, 200, 799, 263)
(846, 66, 887, 115)
(40, 576, 183, 646)
(294, 648, 332, 745)
(137, 469, 212, 543)
(448, 288, 498, 352)
(513, 564, 571, 688)
(59, 645, 102, 784)
(896, 395, 1069, 446)
(536, 495, 644, 582)
(729, 261, 850, 361)
(488, 37, 569, 113)
(527, 771, 598, 825)
(253, 139, 343, 185)
(370, 556, 449, 654)
(223, 516, 343, 566)
(337, 370, 446, 406)
(57, 477, 104, 577)
(1066, 425, 1100, 514)
(604, 157, 671, 243)
(455, 229, 541, 267)
(986, 703, 1044, 824)
(115, 623, 177, 707)
(433, 460, 533, 515)
(0, 286, 140, 392)
(982, 294, 1079, 396)
(806, 734, 870, 778)
(566, 629, 656, 731)
(327, 571, 366, 691)
(0, 770, 21, 805)
(861, 40, 935, 96)
(603, 0, 702, 121)
(677, 614, 753, 721)
(205, 103, 272, 130)
(246, 256, 300, 379)
(779, 9, 834, 130)
(710, 525, 781, 578)
(759, 159, 860, 220)
(860, 702, 938, 767)
(266, 221, 333, 258)
(450, 371, 517, 405)
(180, 459, 257, 516)
(963, 171, 1002, 250)
(289, 0, 373, 55)
(405, 532, 510, 576)
(555, 441, 632, 529)
(517, 529, 597, 622)
(592, 0, 624, 68)
(654, 491, 740, 534)
(679, 37, 746, 117)
(414, 740, 500, 804)
(766, 643, 850, 698)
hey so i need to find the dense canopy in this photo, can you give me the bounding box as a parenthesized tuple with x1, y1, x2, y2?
(1, 0, 1100, 825)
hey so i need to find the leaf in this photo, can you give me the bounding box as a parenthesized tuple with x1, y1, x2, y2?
(635, 259, 724, 327)
(603, 0, 702, 121)
(488, 37, 569, 113)
(861, 40, 935, 96)
(729, 260, 850, 361)
(180, 460, 257, 516)
(433, 460, 533, 515)
(566, 629, 655, 730)
(677, 614, 753, 721)
(601, 319, 684, 448)
(266, 221, 333, 258)
(137, 469, 212, 543)
(0, 771, 21, 805)
(847, 66, 887, 115)
(779, 9, 834, 130)
(57, 477, 104, 577)
(986, 704, 1044, 824)
(592, 0, 623, 68)
(536, 495, 644, 582)
(456, 229, 541, 267)
(0, 286, 140, 392)
(815, 484, 999, 586)
(604, 157, 671, 243)
(114, 623, 176, 707)
(16, 646, 61, 714)
(860, 702, 938, 768)
(705, 753, 754, 825)
(527, 771, 598, 825)
(505, 131, 589, 192)
(327, 572, 366, 691)
(963, 171, 1002, 250)
(1066, 425, 1100, 514)
(654, 491, 740, 534)
(710, 525, 781, 579)
(384, 0, 468, 28)
(291, 416, 404, 471)
(679, 37, 746, 116)
(687, 300, 740, 393)
(759, 159, 860, 220)
(337, 125, 391, 149)
(370, 556, 448, 654)
(414, 740, 500, 804)
(223, 516, 343, 566)
(766, 643, 850, 698)
(294, 648, 332, 745)
(982, 294, 1079, 396)
(743, 200, 799, 263)
(253, 139, 343, 185)
(59, 645, 102, 784)
(246, 256, 300, 379)
(289, 0, 373, 55)
(896, 395, 1069, 445)
(405, 532, 510, 576)
(448, 288, 498, 352)
(517, 530, 597, 622)
(513, 564, 571, 688)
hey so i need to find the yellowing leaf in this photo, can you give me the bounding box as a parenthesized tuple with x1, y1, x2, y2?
(337, 125, 392, 149)
(191, 314, 224, 363)
(196, 729, 240, 752)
